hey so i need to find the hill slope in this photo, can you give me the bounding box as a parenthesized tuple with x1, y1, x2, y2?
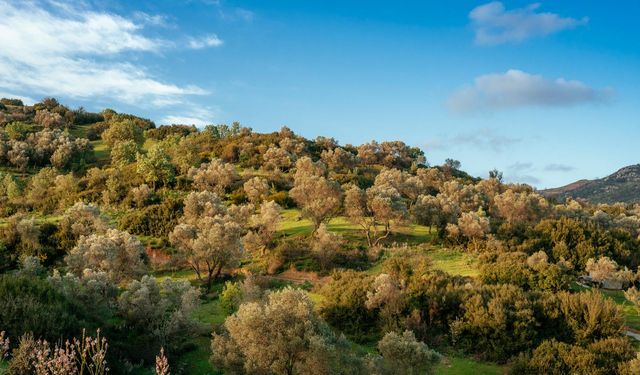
(542, 164, 640, 204)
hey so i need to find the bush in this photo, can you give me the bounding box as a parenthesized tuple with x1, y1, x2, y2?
(118, 198, 183, 237)
(450, 284, 537, 362)
(0, 275, 88, 341)
(319, 270, 378, 341)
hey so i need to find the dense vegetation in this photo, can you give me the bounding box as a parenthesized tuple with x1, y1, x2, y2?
(1, 97, 640, 374)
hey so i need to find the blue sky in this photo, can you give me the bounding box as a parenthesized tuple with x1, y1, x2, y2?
(1, 0, 639, 188)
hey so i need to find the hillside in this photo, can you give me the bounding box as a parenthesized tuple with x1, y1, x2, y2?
(1, 96, 640, 374)
(543, 164, 640, 204)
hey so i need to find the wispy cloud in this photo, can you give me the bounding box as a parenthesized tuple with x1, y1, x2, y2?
(188, 34, 224, 49)
(426, 128, 520, 153)
(545, 163, 575, 172)
(448, 69, 612, 113)
(505, 161, 540, 185)
(133, 11, 171, 27)
(0, 0, 207, 105)
(451, 129, 521, 152)
(470, 2, 588, 45)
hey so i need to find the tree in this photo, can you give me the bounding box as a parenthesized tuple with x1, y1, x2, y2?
(102, 119, 144, 147)
(169, 191, 244, 290)
(188, 158, 238, 194)
(488, 168, 503, 182)
(137, 145, 175, 189)
(344, 183, 407, 247)
(321, 147, 357, 172)
(243, 177, 270, 204)
(262, 146, 293, 172)
(65, 229, 148, 283)
(289, 157, 342, 231)
(443, 158, 461, 174)
(585, 257, 636, 288)
(624, 287, 640, 311)
(492, 189, 550, 225)
(312, 223, 342, 271)
(56, 202, 110, 250)
(110, 140, 139, 167)
(34, 109, 65, 129)
(377, 330, 441, 375)
(211, 287, 362, 375)
(455, 209, 490, 250)
(365, 273, 405, 332)
(118, 276, 200, 358)
(585, 257, 618, 284)
(7, 140, 30, 170)
(245, 200, 281, 255)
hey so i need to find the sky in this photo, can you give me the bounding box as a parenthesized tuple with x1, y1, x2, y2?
(1, 0, 638, 189)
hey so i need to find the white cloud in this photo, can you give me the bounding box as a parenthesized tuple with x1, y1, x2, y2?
(470, 2, 588, 45)
(448, 69, 611, 113)
(161, 115, 210, 126)
(188, 34, 224, 49)
(0, 1, 207, 105)
(160, 106, 220, 127)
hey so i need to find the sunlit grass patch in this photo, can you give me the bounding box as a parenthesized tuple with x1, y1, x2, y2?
(436, 354, 508, 375)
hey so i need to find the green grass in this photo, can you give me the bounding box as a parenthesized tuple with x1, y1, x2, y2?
(91, 139, 110, 165)
(179, 336, 222, 375)
(428, 247, 479, 277)
(193, 298, 228, 326)
(278, 209, 436, 245)
(173, 288, 230, 375)
(367, 247, 479, 278)
(436, 355, 507, 375)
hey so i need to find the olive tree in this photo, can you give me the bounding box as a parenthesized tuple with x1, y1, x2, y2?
(211, 287, 362, 375)
(170, 191, 244, 290)
(65, 229, 148, 283)
(188, 158, 238, 194)
(344, 183, 407, 247)
(243, 176, 270, 204)
(312, 223, 342, 271)
(118, 275, 200, 355)
(377, 330, 441, 375)
(56, 201, 110, 250)
(289, 157, 342, 232)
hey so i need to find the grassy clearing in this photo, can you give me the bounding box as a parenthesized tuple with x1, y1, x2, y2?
(367, 247, 479, 278)
(436, 355, 507, 375)
(278, 209, 436, 245)
(428, 247, 479, 277)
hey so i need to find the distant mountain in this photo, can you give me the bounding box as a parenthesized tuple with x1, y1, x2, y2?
(542, 164, 640, 204)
